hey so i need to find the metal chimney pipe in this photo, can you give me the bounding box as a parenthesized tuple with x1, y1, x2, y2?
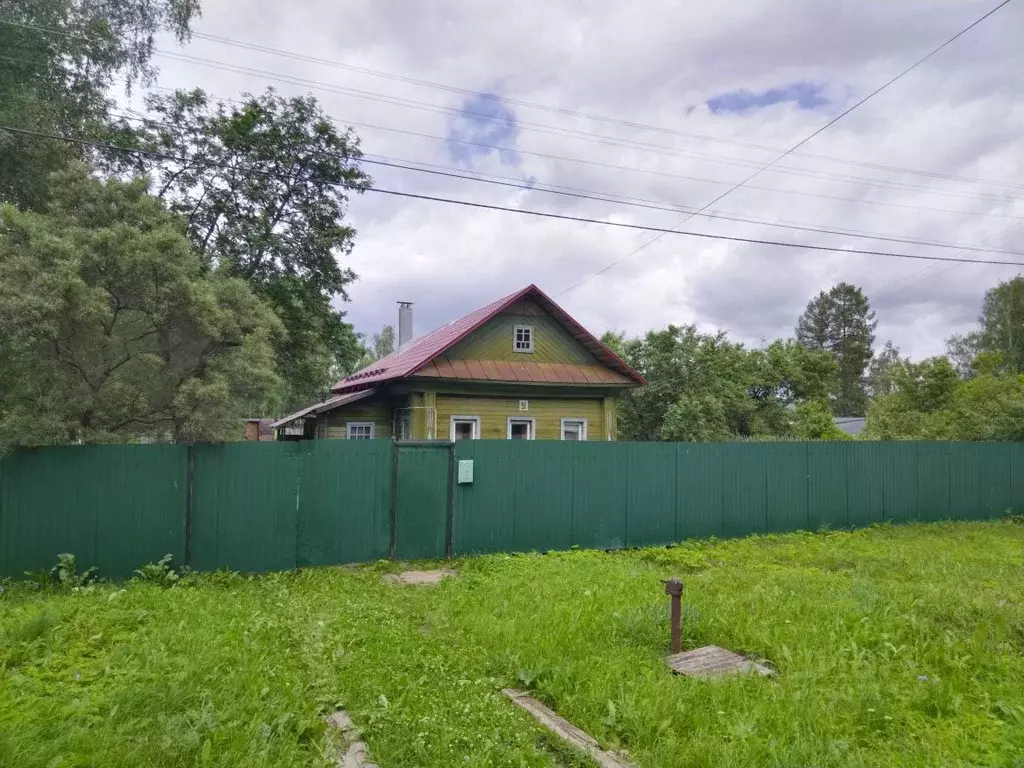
(397, 301, 413, 346)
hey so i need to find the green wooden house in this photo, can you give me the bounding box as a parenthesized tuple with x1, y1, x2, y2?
(271, 284, 645, 441)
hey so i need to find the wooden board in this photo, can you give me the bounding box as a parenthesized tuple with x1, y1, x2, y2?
(665, 645, 773, 678)
(502, 689, 636, 768)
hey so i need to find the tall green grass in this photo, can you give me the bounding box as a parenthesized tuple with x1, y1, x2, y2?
(1, 521, 1022, 766)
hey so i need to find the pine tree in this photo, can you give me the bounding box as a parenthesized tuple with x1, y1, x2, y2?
(796, 282, 877, 416)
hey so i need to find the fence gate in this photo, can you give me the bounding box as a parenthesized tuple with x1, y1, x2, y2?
(391, 441, 454, 560)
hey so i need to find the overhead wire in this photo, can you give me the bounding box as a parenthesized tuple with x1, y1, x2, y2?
(3, 121, 1024, 270)
(1, 49, 1020, 223)
(557, 0, 1017, 296)
(180, 27, 1024, 193)
(101, 105, 1024, 257)
(1, 19, 1020, 202)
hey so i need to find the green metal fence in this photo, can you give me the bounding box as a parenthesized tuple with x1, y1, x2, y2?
(1, 440, 1022, 578)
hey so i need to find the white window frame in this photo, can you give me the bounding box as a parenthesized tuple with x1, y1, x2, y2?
(506, 416, 536, 440)
(449, 415, 481, 441)
(346, 421, 376, 440)
(513, 324, 534, 353)
(560, 418, 588, 441)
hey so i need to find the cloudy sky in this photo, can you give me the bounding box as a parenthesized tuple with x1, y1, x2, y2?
(153, 0, 1023, 359)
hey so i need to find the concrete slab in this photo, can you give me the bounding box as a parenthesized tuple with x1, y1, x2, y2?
(665, 645, 773, 678)
(502, 689, 636, 768)
(383, 569, 457, 585)
(326, 710, 378, 768)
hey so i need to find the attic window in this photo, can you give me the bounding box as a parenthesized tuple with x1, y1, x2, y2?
(513, 325, 534, 353)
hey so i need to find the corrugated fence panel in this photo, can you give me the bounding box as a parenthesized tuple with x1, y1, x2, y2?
(625, 443, 678, 547)
(454, 441, 514, 554)
(807, 442, 848, 530)
(880, 442, 920, 523)
(948, 442, 983, 520)
(916, 442, 951, 522)
(505, 441, 576, 553)
(191, 442, 301, 573)
(571, 442, 629, 550)
(846, 443, 885, 527)
(765, 443, 809, 532)
(721, 443, 768, 537)
(4, 439, 1024, 578)
(1013, 444, 1024, 514)
(395, 444, 449, 560)
(297, 440, 392, 566)
(677, 444, 723, 539)
(980, 443, 1014, 517)
(0, 444, 186, 578)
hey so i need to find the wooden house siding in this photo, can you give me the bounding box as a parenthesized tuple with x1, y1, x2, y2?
(435, 394, 608, 440)
(319, 397, 395, 439)
(441, 300, 595, 366)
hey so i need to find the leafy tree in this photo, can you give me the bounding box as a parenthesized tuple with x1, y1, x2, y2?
(948, 276, 1024, 376)
(792, 400, 850, 441)
(118, 88, 371, 407)
(372, 325, 396, 360)
(661, 394, 730, 442)
(0, 0, 200, 210)
(0, 165, 283, 448)
(862, 354, 1024, 441)
(866, 340, 905, 397)
(796, 282, 877, 416)
(615, 327, 838, 441)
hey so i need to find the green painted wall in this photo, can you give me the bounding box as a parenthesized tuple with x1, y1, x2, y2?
(435, 393, 606, 440)
(442, 301, 596, 365)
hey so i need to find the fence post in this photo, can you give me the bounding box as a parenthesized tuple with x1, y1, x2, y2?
(445, 442, 455, 559)
(184, 443, 195, 568)
(389, 441, 399, 560)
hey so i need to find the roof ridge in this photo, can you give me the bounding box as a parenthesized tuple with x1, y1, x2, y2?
(330, 283, 644, 392)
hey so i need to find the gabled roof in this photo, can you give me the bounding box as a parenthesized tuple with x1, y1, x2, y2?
(333, 284, 645, 393)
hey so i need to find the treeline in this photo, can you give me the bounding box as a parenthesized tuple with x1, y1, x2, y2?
(0, 1, 372, 448)
(610, 278, 1024, 442)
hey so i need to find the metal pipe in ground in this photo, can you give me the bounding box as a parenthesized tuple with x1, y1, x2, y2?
(663, 578, 683, 654)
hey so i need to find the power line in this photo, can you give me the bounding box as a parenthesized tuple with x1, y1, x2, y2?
(177, 27, 1024, 193)
(558, 0, 1017, 296)
(150, 48, 1023, 206)
(1, 21, 1019, 202)
(101, 105, 1024, 257)
(1, 51, 1019, 223)
(871, 219, 1024, 299)
(3, 121, 1024, 271)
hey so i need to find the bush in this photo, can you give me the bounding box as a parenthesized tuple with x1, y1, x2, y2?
(23, 553, 100, 589)
(133, 554, 185, 587)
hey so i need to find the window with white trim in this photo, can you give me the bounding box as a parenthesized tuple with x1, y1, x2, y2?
(507, 417, 535, 440)
(513, 324, 534, 353)
(346, 422, 375, 439)
(450, 416, 480, 441)
(560, 418, 587, 441)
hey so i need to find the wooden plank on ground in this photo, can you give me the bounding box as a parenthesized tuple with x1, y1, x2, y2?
(502, 689, 636, 768)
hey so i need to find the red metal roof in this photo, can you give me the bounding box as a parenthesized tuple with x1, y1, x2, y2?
(333, 284, 645, 393)
(416, 359, 634, 385)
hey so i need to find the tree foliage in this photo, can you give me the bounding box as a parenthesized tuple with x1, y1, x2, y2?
(115, 88, 371, 407)
(796, 282, 877, 416)
(864, 353, 1024, 441)
(948, 276, 1024, 377)
(614, 326, 839, 442)
(0, 166, 283, 448)
(0, 0, 200, 210)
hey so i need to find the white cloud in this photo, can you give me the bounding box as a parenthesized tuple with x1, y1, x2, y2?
(151, 0, 1023, 358)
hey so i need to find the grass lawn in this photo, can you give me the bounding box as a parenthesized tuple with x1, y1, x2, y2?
(2, 521, 1024, 767)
